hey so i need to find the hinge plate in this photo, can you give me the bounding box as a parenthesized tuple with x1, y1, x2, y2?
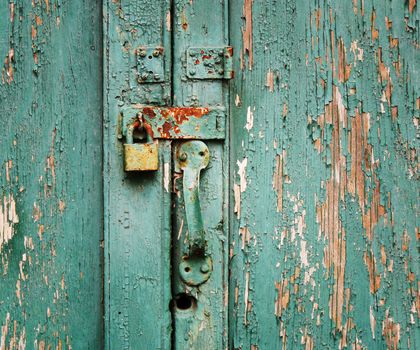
(186, 47, 233, 80)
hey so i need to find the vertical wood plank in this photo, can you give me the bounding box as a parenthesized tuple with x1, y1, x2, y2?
(229, 0, 419, 349)
(0, 1, 103, 348)
(171, 1, 229, 348)
(104, 1, 172, 348)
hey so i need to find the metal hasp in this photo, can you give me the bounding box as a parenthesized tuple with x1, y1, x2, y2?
(121, 106, 226, 140)
(176, 141, 212, 286)
(187, 47, 233, 80)
(136, 46, 164, 83)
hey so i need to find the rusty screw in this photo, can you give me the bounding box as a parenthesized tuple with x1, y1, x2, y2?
(179, 153, 187, 162)
(139, 50, 147, 57)
(152, 49, 160, 57)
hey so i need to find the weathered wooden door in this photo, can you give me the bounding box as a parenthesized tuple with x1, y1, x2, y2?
(1, 0, 419, 349)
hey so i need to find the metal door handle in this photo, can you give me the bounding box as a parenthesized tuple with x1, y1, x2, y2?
(176, 141, 213, 286)
(177, 141, 209, 255)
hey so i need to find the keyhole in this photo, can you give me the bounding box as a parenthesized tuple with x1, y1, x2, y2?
(172, 293, 196, 311)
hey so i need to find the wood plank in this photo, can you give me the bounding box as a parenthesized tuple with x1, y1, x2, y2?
(0, 1, 103, 348)
(229, 0, 419, 349)
(172, 0, 229, 348)
(104, 1, 172, 348)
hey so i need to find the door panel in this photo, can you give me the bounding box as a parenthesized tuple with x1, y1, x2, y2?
(171, 1, 229, 349)
(0, 1, 103, 348)
(229, 1, 419, 349)
(104, 1, 172, 348)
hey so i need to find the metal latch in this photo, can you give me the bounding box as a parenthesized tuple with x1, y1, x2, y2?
(120, 106, 226, 171)
(186, 47, 233, 80)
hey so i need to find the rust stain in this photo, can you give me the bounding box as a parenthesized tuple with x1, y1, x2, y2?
(181, 10, 188, 31)
(242, 0, 253, 70)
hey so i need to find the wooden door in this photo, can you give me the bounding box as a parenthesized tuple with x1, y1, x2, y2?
(1, 1, 418, 349)
(0, 1, 103, 348)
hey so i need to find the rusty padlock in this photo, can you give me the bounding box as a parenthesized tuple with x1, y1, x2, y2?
(124, 121, 159, 171)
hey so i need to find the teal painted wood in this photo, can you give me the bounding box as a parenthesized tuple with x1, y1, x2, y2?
(229, 0, 419, 349)
(171, 0, 229, 348)
(0, 1, 103, 348)
(104, 0, 172, 348)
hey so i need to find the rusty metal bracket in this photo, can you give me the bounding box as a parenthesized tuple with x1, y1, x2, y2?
(136, 46, 165, 83)
(186, 47, 233, 80)
(120, 106, 226, 140)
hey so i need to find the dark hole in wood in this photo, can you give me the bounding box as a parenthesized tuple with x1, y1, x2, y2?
(174, 293, 196, 310)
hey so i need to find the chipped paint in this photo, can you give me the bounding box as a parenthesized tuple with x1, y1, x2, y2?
(0, 194, 19, 253)
(230, 1, 419, 348)
(241, 0, 253, 70)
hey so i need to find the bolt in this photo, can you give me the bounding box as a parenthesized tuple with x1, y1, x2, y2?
(200, 264, 209, 273)
(189, 69, 196, 76)
(139, 50, 147, 57)
(179, 153, 187, 162)
(152, 49, 160, 57)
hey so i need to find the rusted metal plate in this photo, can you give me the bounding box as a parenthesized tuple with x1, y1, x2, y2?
(186, 47, 233, 80)
(121, 106, 226, 140)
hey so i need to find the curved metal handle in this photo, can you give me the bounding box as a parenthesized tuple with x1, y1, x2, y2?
(176, 141, 209, 255)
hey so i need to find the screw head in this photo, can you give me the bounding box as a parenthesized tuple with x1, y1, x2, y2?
(189, 50, 196, 57)
(188, 69, 196, 76)
(152, 49, 160, 57)
(154, 74, 160, 80)
(141, 73, 149, 80)
(139, 50, 147, 57)
(179, 153, 187, 162)
(200, 264, 209, 273)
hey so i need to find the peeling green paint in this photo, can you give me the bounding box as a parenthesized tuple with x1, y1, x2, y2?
(0, 1, 103, 348)
(229, 1, 419, 349)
